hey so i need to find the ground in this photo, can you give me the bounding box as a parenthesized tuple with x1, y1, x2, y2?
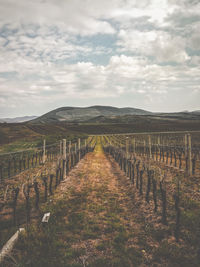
(3, 142, 200, 266)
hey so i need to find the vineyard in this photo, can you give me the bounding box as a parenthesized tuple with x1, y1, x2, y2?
(1, 131, 200, 266)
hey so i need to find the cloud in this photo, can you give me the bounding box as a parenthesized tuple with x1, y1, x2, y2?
(117, 29, 189, 63)
(0, 0, 200, 116)
(0, 0, 116, 36)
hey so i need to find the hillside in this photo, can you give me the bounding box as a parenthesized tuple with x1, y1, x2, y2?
(30, 105, 152, 123)
(0, 116, 37, 123)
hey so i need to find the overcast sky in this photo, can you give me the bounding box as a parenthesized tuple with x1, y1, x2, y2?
(0, 0, 200, 117)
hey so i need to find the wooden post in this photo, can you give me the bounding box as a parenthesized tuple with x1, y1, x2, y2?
(184, 134, 187, 158)
(132, 137, 135, 155)
(0, 228, 25, 264)
(75, 143, 77, 153)
(158, 136, 160, 161)
(148, 135, 152, 159)
(126, 137, 129, 175)
(43, 139, 46, 164)
(187, 134, 192, 175)
(63, 139, 66, 179)
(69, 141, 71, 169)
(126, 138, 129, 158)
(60, 140, 62, 157)
(143, 140, 146, 156)
(78, 138, 81, 161)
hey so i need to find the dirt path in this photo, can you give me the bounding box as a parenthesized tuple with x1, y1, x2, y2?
(13, 144, 195, 267)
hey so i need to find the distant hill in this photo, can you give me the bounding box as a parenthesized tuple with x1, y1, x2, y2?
(192, 110, 200, 115)
(0, 116, 37, 123)
(1, 107, 200, 124)
(30, 106, 152, 123)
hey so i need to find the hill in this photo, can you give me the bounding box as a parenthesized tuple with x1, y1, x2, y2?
(30, 105, 152, 123)
(0, 116, 37, 123)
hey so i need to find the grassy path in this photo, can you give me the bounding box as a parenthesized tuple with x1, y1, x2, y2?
(12, 143, 193, 267)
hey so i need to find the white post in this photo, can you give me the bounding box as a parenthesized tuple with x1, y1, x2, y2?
(43, 139, 46, 164)
(148, 135, 152, 159)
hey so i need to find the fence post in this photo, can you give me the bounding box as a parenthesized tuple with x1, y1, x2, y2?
(126, 137, 129, 175)
(63, 139, 66, 179)
(43, 139, 46, 164)
(187, 134, 192, 176)
(78, 138, 81, 161)
(60, 140, 62, 157)
(132, 137, 135, 155)
(148, 135, 152, 159)
(158, 135, 160, 160)
(184, 134, 187, 157)
(0, 165, 3, 183)
(143, 140, 146, 157)
(69, 141, 71, 169)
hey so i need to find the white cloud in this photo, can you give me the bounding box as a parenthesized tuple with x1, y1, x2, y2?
(0, 0, 200, 116)
(117, 29, 190, 63)
(0, 0, 116, 36)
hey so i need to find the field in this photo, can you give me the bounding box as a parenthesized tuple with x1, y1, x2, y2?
(0, 120, 200, 266)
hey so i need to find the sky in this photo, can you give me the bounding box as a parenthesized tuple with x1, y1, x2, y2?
(0, 0, 200, 118)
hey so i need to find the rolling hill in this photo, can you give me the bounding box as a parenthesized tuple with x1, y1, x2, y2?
(0, 116, 37, 123)
(30, 105, 152, 123)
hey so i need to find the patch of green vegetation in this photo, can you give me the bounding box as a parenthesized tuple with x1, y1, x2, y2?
(95, 241, 107, 251)
(88, 257, 112, 267)
(152, 240, 198, 267)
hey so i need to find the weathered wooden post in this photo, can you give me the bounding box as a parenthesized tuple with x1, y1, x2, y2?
(148, 135, 152, 159)
(132, 137, 136, 156)
(0, 228, 25, 264)
(143, 140, 146, 157)
(158, 135, 160, 161)
(74, 143, 77, 164)
(43, 139, 46, 164)
(63, 139, 66, 179)
(69, 141, 71, 169)
(126, 137, 129, 175)
(184, 134, 187, 158)
(60, 140, 62, 157)
(78, 138, 81, 161)
(187, 134, 192, 175)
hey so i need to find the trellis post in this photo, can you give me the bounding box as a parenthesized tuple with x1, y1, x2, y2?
(158, 136, 160, 160)
(184, 134, 187, 158)
(132, 137, 136, 155)
(63, 139, 66, 179)
(43, 139, 46, 164)
(60, 140, 62, 157)
(143, 140, 146, 156)
(126, 137, 129, 175)
(148, 135, 152, 159)
(78, 138, 81, 161)
(187, 134, 192, 175)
